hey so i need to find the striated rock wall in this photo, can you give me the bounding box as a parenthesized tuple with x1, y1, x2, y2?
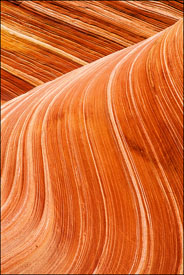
(1, 17, 183, 274)
(1, 0, 183, 102)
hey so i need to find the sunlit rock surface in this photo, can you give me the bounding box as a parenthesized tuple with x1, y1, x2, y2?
(1, 17, 183, 274)
(1, 0, 183, 102)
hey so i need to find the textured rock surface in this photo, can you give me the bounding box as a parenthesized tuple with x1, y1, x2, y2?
(1, 0, 183, 102)
(1, 16, 183, 274)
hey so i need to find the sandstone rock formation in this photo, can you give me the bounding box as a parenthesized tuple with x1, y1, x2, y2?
(1, 0, 183, 102)
(1, 15, 183, 274)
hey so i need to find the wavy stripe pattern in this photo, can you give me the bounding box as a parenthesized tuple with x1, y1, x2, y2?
(1, 0, 183, 102)
(1, 19, 183, 274)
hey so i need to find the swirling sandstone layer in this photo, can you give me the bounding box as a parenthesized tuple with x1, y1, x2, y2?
(1, 18, 183, 274)
(1, 0, 183, 102)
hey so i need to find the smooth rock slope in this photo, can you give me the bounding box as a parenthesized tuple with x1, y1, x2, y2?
(1, 19, 183, 274)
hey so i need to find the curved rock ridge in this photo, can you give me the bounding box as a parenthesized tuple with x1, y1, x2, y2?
(1, 0, 183, 102)
(1, 19, 183, 274)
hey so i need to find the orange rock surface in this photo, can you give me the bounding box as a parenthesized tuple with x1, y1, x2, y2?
(1, 0, 183, 102)
(1, 15, 183, 274)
